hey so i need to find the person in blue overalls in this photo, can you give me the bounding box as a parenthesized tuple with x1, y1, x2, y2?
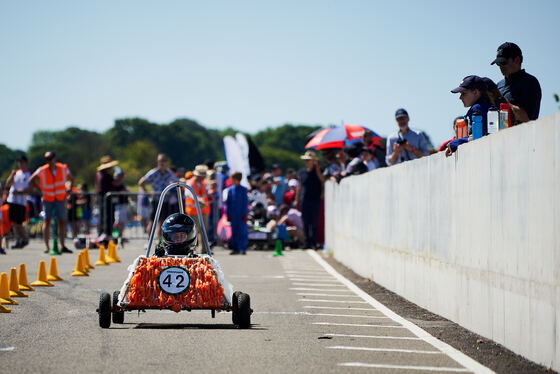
(226, 171, 248, 255)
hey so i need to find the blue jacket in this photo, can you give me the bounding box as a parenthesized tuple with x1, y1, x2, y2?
(449, 98, 490, 152)
(226, 185, 248, 219)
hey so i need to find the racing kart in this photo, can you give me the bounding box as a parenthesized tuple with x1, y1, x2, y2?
(247, 201, 274, 250)
(96, 182, 252, 328)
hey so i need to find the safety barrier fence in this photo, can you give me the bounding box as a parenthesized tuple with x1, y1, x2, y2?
(325, 112, 560, 370)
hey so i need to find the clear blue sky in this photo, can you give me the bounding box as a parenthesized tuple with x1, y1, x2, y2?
(1, 0, 559, 151)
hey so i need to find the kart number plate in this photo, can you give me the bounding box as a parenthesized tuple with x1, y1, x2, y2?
(158, 266, 190, 295)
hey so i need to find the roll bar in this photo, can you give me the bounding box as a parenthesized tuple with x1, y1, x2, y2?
(145, 182, 212, 257)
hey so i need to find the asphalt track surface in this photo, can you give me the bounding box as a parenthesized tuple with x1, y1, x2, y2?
(1, 239, 494, 374)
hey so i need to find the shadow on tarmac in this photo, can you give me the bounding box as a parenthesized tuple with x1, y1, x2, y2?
(131, 323, 266, 330)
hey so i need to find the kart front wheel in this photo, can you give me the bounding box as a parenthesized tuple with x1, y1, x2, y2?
(112, 291, 124, 324)
(98, 292, 111, 328)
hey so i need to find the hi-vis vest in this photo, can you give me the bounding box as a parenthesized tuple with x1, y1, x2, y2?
(38, 163, 68, 202)
(185, 178, 210, 216)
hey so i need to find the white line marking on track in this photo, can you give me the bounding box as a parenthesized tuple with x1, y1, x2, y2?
(297, 293, 361, 297)
(328, 345, 441, 354)
(290, 288, 352, 292)
(290, 279, 341, 283)
(253, 311, 309, 315)
(298, 299, 368, 304)
(313, 322, 404, 328)
(0, 346, 15, 351)
(308, 251, 493, 374)
(307, 313, 390, 319)
(284, 270, 324, 273)
(303, 306, 379, 312)
(229, 275, 285, 279)
(338, 362, 471, 372)
(292, 283, 346, 287)
(326, 333, 421, 340)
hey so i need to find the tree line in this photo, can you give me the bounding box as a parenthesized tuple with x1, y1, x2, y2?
(0, 118, 321, 188)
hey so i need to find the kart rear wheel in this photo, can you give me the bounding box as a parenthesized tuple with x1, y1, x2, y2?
(98, 292, 111, 328)
(232, 291, 242, 325)
(237, 292, 251, 329)
(112, 290, 124, 324)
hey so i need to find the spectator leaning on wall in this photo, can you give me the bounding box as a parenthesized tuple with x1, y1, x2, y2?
(386, 108, 429, 166)
(438, 116, 463, 152)
(446, 75, 491, 155)
(492, 42, 541, 124)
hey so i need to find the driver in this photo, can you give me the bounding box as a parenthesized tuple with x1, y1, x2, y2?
(154, 213, 198, 256)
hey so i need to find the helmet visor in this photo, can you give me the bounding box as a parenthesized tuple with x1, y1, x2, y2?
(166, 231, 189, 244)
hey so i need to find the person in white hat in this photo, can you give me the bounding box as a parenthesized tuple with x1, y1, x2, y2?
(295, 151, 324, 249)
(186, 165, 210, 245)
(95, 155, 118, 240)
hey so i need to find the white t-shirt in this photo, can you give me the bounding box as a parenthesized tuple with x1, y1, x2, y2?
(7, 170, 31, 206)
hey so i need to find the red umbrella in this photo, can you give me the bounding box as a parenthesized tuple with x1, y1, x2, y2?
(305, 124, 381, 150)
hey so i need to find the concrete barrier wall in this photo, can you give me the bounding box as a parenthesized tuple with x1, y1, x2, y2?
(325, 112, 560, 370)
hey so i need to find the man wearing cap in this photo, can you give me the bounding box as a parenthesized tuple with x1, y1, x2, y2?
(386, 109, 429, 166)
(295, 151, 325, 249)
(492, 42, 541, 124)
(29, 152, 74, 253)
(95, 155, 118, 240)
(4, 155, 32, 248)
(139, 153, 177, 238)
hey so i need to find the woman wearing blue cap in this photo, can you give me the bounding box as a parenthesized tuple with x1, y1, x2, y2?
(446, 75, 491, 155)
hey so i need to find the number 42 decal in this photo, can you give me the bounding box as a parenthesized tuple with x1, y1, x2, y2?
(157, 266, 191, 295)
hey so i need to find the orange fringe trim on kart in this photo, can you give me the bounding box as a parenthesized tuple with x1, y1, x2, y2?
(126, 257, 225, 313)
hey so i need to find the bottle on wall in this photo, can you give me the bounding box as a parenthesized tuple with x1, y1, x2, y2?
(487, 107, 499, 134)
(499, 103, 510, 129)
(456, 117, 468, 138)
(472, 112, 483, 140)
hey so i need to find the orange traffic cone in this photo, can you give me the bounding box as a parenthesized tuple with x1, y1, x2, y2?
(18, 264, 34, 291)
(81, 251, 90, 273)
(9, 268, 28, 297)
(95, 245, 108, 266)
(47, 257, 64, 281)
(0, 304, 10, 313)
(83, 249, 94, 270)
(71, 252, 89, 276)
(0, 272, 18, 305)
(30, 261, 55, 287)
(106, 241, 121, 263)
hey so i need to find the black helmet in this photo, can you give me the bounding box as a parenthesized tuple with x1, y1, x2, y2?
(161, 213, 197, 254)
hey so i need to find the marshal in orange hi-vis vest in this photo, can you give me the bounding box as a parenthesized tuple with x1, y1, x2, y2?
(38, 163, 69, 202)
(185, 178, 210, 216)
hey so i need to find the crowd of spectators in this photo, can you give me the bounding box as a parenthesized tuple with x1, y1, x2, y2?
(0, 42, 543, 255)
